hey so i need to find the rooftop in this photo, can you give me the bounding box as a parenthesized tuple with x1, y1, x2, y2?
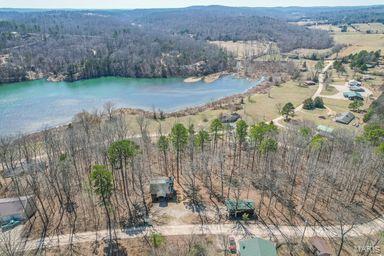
(150, 177, 170, 185)
(310, 237, 332, 255)
(335, 112, 355, 125)
(225, 199, 255, 211)
(343, 91, 363, 98)
(317, 125, 334, 134)
(239, 237, 277, 256)
(0, 196, 33, 217)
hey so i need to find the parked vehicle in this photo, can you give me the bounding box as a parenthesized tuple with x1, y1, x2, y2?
(1, 219, 21, 232)
(228, 236, 237, 254)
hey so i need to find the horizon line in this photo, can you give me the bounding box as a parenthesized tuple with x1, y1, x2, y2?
(0, 4, 383, 11)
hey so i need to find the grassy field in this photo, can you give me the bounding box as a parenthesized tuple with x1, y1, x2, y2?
(118, 81, 318, 134)
(332, 32, 384, 57)
(121, 108, 228, 135)
(303, 23, 384, 57)
(352, 23, 384, 33)
(210, 40, 280, 60)
(240, 81, 318, 123)
(321, 85, 338, 95)
(288, 47, 333, 59)
(295, 97, 366, 131)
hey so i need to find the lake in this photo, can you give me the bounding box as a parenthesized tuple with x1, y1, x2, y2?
(0, 76, 260, 135)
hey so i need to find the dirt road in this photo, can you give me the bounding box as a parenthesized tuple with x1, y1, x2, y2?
(13, 213, 383, 251)
(272, 61, 334, 127)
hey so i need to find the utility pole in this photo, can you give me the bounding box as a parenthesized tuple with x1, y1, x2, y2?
(301, 220, 308, 242)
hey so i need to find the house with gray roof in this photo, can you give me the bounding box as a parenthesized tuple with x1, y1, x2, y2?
(343, 91, 363, 101)
(150, 177, 175, 202)
(335, 112, 355, 125)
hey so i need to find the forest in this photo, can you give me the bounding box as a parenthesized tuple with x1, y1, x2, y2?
(0, 6, 382, 84)
(0, 7, 334, 83)
(127, 7, 333, 52)
(297, 5, 384, 25)
(0, 109, 383, 254)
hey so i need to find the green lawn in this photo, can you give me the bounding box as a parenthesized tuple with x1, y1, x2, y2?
(322, 85, 338, 95)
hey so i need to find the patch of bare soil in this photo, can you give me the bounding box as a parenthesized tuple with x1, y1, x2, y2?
(203, 72, 222, 83)
(184, 77, 202, 83)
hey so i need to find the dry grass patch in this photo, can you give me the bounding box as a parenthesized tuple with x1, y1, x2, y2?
(122, 108, 229, 135)
(309, 24, 342, 32)
(210, 40, 280, 59)
(322, 85, 338, 95)
(241, 81, 318, 122)
(352, 23, 384, 34)
(331, 32, 384, 57)
(295, 108, 361, 131)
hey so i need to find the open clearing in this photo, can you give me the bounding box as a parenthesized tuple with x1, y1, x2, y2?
(239, 81, 317, 123)
(332, 32, 384, 57)
(302, 23, 384, 57)
(210, 40, 280, 59)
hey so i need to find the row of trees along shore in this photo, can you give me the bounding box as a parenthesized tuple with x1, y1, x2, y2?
(0, 111, 383, 254)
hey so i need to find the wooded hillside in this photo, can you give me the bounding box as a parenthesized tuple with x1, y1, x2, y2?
(0, 7, 334, 83)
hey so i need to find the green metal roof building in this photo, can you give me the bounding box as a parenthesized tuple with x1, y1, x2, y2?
(316, 125, 334, 134)
(239, 237, 277, 256)
(343, 91, 363, 100)
(225, 199, 255, 218)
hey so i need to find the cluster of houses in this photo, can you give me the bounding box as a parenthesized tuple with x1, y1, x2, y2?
(333, 79, 366, 127)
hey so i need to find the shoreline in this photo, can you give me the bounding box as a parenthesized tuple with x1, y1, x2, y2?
(183, 71, 227, 84)
(16, 76, 271, 140)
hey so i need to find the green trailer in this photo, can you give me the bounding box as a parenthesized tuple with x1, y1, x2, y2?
(225, 199, 255, 218)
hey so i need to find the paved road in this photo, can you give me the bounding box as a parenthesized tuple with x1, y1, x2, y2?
(13, 213, 383, 251)
(272, 61, 334, 128)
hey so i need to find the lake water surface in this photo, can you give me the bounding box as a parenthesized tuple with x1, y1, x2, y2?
(0, 76, 259, 135)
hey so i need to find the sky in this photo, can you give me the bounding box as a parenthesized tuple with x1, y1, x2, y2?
(0, 0, 382, 9)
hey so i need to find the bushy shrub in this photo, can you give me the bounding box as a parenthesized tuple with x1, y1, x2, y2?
(303, 98, 315, 110)
(314, 97, 325, 109)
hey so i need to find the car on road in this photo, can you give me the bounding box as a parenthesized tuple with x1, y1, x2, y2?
(228, 236, 237, 254)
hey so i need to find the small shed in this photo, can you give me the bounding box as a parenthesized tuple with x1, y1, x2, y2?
(304, 80, 316, 86)
(343, 91, 363, 100)
(225, 199, 255, 218)
(0, 196, 36, 223)
(219, 113, 241, 123)
(335, 112, 355, 124)
(317, 125, 334, 134)
(239, 237, 277, 256)
(310, 237, 332, 256)
(150, 177, 175, 202)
